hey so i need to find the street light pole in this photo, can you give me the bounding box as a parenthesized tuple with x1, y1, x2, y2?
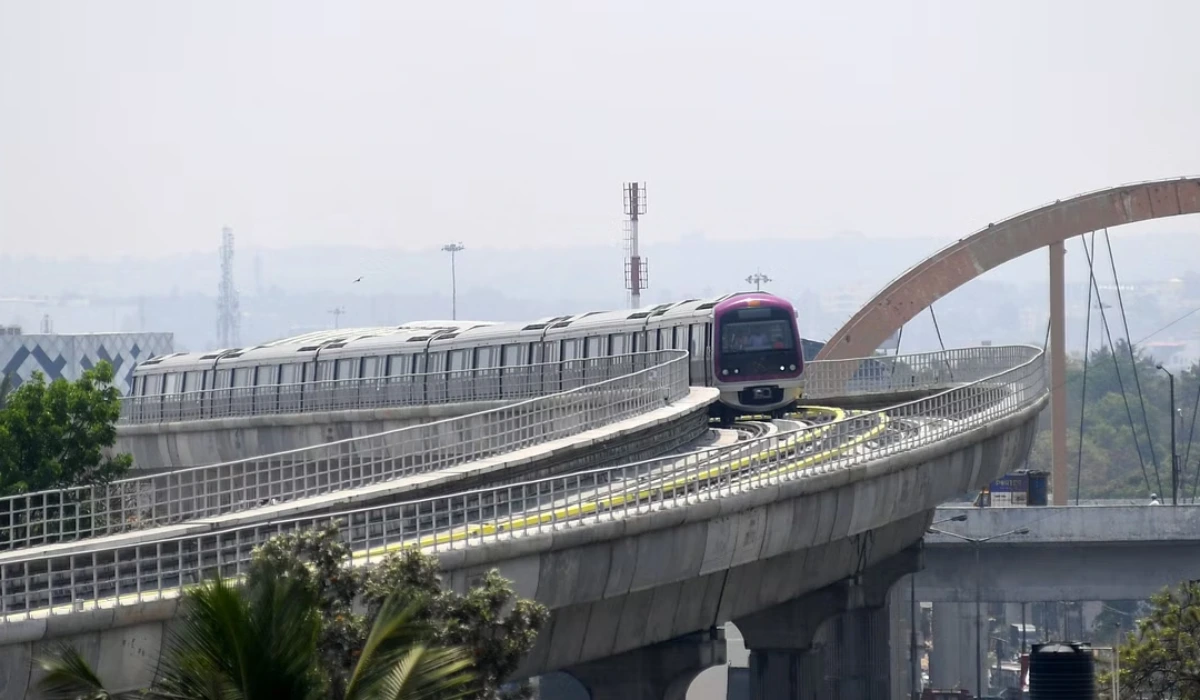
(745, 271, 772, 291)
(928, 525, 1029, 697)
(1158, 365, 1178, 505)
(441, 242, 465, 320)
(912, 514, 968, 698)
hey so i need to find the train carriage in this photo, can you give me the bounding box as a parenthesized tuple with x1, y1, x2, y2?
(129, 291, 812, 423)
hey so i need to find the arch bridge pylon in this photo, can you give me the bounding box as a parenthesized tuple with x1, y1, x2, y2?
(816, 176, 1200, 505)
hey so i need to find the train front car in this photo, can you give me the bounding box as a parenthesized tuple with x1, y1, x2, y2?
(712, 293, 804, 420)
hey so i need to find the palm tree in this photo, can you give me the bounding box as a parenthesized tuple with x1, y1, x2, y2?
(37, 572, 476, 700)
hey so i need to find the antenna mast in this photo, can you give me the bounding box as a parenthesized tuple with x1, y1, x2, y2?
(216, 226, 240, 347)
(623, 182, 648, 309)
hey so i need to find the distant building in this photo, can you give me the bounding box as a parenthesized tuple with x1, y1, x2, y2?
(0, 327, 174, 392)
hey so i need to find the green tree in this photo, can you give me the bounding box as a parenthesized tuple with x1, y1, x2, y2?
(251, 524, 549, 700)
(1026, 343, 1200, 502)
(0, 372, 14, 410)
(36, 560, 476, 700)
(1099, 581, 1200, 699)
(0, 361, 132, 496)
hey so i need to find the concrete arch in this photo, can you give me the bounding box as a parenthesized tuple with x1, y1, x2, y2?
(816, 177, 1200, 361)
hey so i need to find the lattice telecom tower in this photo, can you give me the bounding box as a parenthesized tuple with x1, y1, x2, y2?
(623, 182, 648, 309)
(216, 226, 240, 347)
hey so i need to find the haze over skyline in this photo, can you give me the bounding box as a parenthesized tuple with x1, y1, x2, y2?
(3, 0, 1198, 261)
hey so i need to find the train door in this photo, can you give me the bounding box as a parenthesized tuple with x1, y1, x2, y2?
(701, 322, 714, 385)
(585, 335, 605, 384)
(500, 344, 527, 400)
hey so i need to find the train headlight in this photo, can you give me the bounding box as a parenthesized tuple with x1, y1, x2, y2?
(780, 366, 786, 371)
(789, 364, 796, 371)
(722, 369, 729, 376)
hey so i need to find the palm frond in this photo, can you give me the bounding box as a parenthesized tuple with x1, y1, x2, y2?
(374, 645, 476, 700)
(345, 593, 476, 700)
(154, 573, 324, 700)
(35, 643, 116, 700)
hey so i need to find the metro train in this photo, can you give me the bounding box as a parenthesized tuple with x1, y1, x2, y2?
(130, 291, 819, 421)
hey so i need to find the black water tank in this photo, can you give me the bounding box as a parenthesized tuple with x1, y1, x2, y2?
(1029, 641, 1096, 699)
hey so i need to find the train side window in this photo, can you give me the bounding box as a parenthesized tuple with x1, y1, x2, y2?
(426, 352, 445, 373)
(501, 344, 524, 367)
(214, 369, 232, 390)
(673, 326, 686, 350)
(586, 336, 604, 358)
(201, 370, 211, 391)
(386, 355, 407, 376)
(232, 368, 252, 388)
(632, 331, 643, 353)
(280, 364, 299, 385)
(183, 371, 201, 392)
(541, 342, 559, 363)
(562, 338, 582, 360)
(133, 376, 143, 396)
(313, 360, 333, 382)
(448, 349, 469, 372)
(609, 334, 626, 355)
(362, 356, 380, 379)
(145, 375, 160, 395)
(336, 358, 357, 380)
(475, 346, 499, 369)
(690, 325, 704, 357)
(163, 373, 179, 394)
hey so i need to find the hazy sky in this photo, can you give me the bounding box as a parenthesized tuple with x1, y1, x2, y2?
(2, 0, 1198, 260)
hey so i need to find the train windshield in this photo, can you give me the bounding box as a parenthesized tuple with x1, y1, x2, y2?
(718, 307, 796, 354)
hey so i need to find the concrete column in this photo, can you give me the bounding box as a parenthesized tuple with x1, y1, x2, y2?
(735, 546, 921, 700)
(824, 605, 891, 700)
(930, 602, 979, 693)
(565, 629, 726, 700)
(1049, 239, 1068, 505)
(889, 577, 916, 700)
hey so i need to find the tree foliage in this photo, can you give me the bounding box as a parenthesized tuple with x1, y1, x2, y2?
(1025, 341, 1200, 501)
(1100, 581, 1200, 699)
(37, 539, 478, 700)
(0, 361, 132, 496)
(251, 523, 548, 700)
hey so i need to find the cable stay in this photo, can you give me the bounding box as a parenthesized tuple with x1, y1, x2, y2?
(1186, 377, 1200, 502)
(928, 304, 954, 380)
(1079, 231, 1159, 496)
(1101, 229, 1165, 495)
(1074, 233, 1096, 505)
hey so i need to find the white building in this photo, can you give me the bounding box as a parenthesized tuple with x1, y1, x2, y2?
(0, 327, 174, 391)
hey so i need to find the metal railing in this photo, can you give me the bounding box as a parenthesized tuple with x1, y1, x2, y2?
(120, 354, 677, 425)
(0, 351, 691, 551)
(0, 345, 1047, 620)
(801, 345, 1035, 399)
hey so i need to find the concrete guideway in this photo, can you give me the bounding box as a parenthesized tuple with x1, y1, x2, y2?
(0, 345, 1018, 555)
(0, 387, 719, 565)
(0, 345, 1049, 699)
(0, 346, 1044, 626)
(0, 350, 694, 551)
(0, 405, 882, 622)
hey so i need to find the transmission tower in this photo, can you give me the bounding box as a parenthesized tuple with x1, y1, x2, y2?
(216, 226, 241, 347)
(623, 183, 648, 309)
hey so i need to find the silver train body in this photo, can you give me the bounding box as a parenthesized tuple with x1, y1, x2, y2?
(130, 292, 811, 419)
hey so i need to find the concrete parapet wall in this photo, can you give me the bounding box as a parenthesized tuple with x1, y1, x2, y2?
(116, 400, 512, 470)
